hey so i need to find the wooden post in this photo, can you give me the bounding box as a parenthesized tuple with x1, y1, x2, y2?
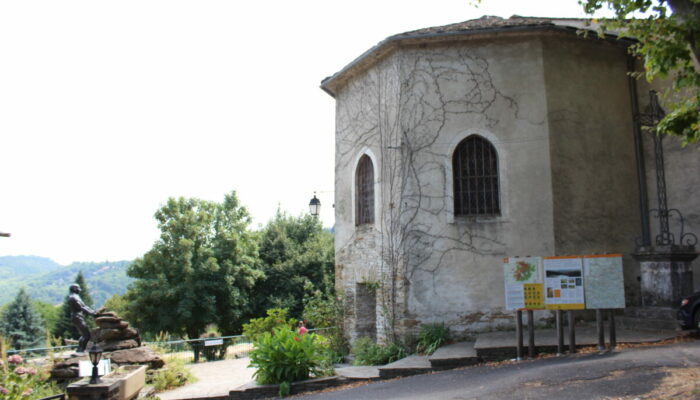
(596, 309, 605, 351)
(609, 310, 617, 349)
(527, 310, 535, 359)
(516, 310, 523, 360)
(567, 310, 576, 353)
(556, 309, 564, 355)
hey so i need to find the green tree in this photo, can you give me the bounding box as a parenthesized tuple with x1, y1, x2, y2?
(124, 191, 262, 338)
(580, 0, 699, 144)
(102, 294, 129, 318)
(0, 288, 45, 349)
(252, 211, 335, 318)
(31, 300, 60, 335)
(53, 271, 94, 340)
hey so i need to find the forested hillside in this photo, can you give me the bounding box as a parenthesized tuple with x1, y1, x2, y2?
(0, 256, 133, 307)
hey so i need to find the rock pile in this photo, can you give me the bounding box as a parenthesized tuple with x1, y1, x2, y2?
(50, 310, 164, 381)
(92, 311, 141, 351)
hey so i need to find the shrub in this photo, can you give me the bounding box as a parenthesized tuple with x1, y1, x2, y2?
(416, 323, 450, 355)
(146, 357, 196, 392)
(248, 327, 327, 385)
(242, 308, 295, 342)
(302, 290, 348, 362)
(351, 337, 407, 366)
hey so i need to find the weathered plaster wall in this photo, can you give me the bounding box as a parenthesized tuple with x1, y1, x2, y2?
(394, 37, 557, 337)
(334, 54, 402, 343)
(542, 36, 642, 305)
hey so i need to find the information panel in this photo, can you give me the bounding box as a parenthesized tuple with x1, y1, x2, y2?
(583, 254, 625, 309)
(503, 256, 544, 310)
(543, 256, 584, 310)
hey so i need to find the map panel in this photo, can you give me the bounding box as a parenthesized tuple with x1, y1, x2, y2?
(503, 256, 543, 310)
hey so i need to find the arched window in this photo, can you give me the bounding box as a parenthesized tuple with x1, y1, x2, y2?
(453, 135, 500, 216)
(355, 155, 375, 226)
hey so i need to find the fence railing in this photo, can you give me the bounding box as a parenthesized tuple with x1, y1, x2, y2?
(7, 328, 329, 363)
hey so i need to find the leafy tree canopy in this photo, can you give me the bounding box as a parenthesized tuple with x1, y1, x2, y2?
(251, 211, 335, 319)
(124, 191, 262, 338)
(0, 288, 45, 350)
(582, 0, 700, 144)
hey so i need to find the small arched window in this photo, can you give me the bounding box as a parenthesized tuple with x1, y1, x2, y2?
(355, 155, 375, 226)
(453, 135, 500, 216)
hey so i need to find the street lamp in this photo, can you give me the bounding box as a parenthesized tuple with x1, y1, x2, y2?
(88, 343, 103, 384)
(309, 193, 321, 217)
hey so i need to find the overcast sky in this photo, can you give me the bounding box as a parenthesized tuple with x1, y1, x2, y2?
(0, 1, 612, 265)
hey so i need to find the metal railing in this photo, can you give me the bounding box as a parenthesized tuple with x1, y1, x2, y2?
(8, 328, 330, 363)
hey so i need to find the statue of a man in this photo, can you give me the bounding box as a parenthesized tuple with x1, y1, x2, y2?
(68, 284, 96, 353)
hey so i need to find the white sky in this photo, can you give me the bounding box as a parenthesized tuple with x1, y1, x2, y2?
(0, 1, 611, 265)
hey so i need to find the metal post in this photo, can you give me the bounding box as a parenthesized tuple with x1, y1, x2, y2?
(527, 310, 535, 359)
(568, 310, 576, 353)
(516, 310, 523, 360)
(556, 310, 564, 355)
(609, 311, 617, 349)
(596, 309, 605, 351)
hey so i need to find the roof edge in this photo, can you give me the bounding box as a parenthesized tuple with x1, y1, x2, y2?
(320, 23, 631, 98)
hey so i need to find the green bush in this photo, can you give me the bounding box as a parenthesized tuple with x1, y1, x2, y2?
(242, 308, 295, 342)
(248, 327, 328, 385)
(302, 289, 348, 362)
(351, 337, 407, 366)
(416, 323, 450, 355)
(146, 357, 196, 392)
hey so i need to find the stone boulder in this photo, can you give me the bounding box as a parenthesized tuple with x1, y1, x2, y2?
(50, 310, 164, 381)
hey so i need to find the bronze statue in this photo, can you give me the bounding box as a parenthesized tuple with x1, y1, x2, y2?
(68, 284, 96, 353)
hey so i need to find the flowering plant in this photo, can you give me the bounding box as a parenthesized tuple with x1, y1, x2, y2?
(1, 354, 57, 399)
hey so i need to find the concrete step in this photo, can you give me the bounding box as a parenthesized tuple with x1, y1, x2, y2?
(616, 316, 681, 332)
(377, 355, 432, 379)
(334, 365, 380, 381)
(428, 342, 481, 369)
(624, 306, 678, 320)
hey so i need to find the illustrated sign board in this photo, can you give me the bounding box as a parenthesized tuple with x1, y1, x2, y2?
(503, 256, 544, 310)
(543, 256, 585, 310)
(583, 254, 625, 309)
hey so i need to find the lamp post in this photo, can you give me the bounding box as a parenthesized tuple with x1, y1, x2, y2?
(88, 343, 102, 384)
(309, 193, 321, 218)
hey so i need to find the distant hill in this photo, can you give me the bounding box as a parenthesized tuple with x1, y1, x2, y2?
(0, 256, 133, 307)
(0, 255, 62, 279)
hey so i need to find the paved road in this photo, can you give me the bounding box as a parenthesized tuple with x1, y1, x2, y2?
(158, 357, 255, 400)
(298, 342, 700, 400)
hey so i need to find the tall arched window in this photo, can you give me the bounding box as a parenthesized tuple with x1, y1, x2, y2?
(355, 154, 375, 226)
(453, 135, 500, 216)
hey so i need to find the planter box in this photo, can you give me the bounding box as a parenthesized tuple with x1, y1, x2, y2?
(67, 365, 146, 400)
(116, 365, 146, 400)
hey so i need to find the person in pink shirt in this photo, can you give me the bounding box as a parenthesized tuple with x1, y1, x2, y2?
(297, 320, 308, 335)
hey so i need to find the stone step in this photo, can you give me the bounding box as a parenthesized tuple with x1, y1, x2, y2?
(428, 342, 481, 369)
(334, 365, 380, 381)
(377, 355, 432, 379)
(624, 306, 678, 320)
(616, 316, 681, 332)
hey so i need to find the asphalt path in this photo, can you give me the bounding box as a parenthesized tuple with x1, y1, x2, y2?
(298, 341, 700, 400)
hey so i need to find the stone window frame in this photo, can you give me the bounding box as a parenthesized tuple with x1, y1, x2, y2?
(445, 129, 510, 224)
(351, 148, 381, 230)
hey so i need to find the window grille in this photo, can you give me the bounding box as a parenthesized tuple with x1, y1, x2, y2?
(355, 155, 375, 225)
(453, 136, 500, 216)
